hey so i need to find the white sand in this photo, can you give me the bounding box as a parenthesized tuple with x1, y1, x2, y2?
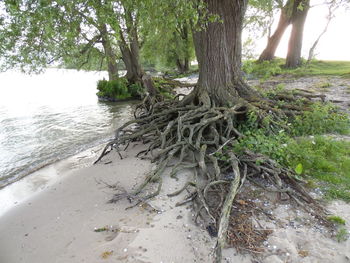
(0, 143, 349, 263)
(0, 144, 218, 263)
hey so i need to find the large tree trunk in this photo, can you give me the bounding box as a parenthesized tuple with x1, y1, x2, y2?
(100, 24, 119, 81)
(192, 0, 256, 107)
(285, 0, 310, 68)
(119, 35, 143, 84)
(258, 4, 292, 62)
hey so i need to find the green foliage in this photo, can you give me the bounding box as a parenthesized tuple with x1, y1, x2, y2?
(315, 81, 332, 89)
(243, 59, 350, 80)
(128, 83, 143, 98)
(336, 228, 349, 242)
(327, 215, 346, 225)
(243, 59, 282, 80)
(294, 163, 303, 175)
(96, 78, 132, 100)
(292, 103, 350, 136)
(284, 136, 350, 201)
(287, 60, 350, 78)
(60, 47, 108, 71)
(233, 127, 291, 165)
(233, 103, 350, 202)
(152, 77, 176, 99)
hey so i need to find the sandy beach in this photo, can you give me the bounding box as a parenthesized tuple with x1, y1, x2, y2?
(1, 141, 350, 263)
(0, 143, 219, 263)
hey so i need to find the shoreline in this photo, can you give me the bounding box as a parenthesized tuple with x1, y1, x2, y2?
(1, 134, 349, 263)
(0, 142, 222, 263)
(0, 143, 107, 217)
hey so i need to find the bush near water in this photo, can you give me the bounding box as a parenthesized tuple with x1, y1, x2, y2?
(96, 78, 143, 101)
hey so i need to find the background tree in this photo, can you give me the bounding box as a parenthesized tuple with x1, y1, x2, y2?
(307, 0, 345, 63)
(0, 0, 121, 80)
(285, 0, 310, 68)
(258, 0, 301, 62)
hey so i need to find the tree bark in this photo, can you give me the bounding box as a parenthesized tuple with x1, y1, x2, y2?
(285, 0, 310, 68)
(175, 22, 190, 74)
(176, 58, 189, 74)
(192, 0, 256, 107)
(100, 24, 119, 81)
(118, 8, 144, 85)
(258, 4, 292, 62)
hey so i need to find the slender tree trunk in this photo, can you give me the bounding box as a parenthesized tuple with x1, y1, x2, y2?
(307, 2, 335, 63)
(100, 24, 119, 81)
(285, 0, 310, 68)
(176, 23, 191, 73)
(192, 0, 256, 107)
(258, 8, 291, 61)
(176, 58, 186, 74)
(175, 58, 189, 74)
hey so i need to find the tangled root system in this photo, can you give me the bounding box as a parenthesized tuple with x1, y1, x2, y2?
(95, 88, 329, 262)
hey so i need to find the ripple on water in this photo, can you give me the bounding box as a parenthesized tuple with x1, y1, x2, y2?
(0, 69, 136, 188)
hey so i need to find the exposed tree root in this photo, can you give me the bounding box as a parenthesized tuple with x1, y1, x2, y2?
(95, 90, 331, 262)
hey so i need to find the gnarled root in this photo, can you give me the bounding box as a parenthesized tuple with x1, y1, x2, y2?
(95, 92, 330, 262)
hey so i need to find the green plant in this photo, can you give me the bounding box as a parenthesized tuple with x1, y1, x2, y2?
(128, 83, 143, 98)
(316, 81, 331, 89)
(97, 78, 130, 100)
(232, 103, 350, 202)
(327, 215, 346, 225)
(336, 228, 349, 242)
(243, 59, 283, 80)
(291, 103, 350, 136)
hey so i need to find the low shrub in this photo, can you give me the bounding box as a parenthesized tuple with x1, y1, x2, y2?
(97, 78, 130, 100)
(232, 103, 350, 201)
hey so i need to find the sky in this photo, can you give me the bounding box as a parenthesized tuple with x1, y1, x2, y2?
(253, 0, 350, 61)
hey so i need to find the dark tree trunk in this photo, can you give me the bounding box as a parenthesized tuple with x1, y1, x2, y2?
(175, 22, 190, 74)
(258, 7, 291, 62)
(119, 35, 143, 84)
(176, 58, 189, 74)
(285, 0, 310, 68)
(100, 24, 119, 81)
(118, 9, 144, 85)
(192, 0, 256, 107)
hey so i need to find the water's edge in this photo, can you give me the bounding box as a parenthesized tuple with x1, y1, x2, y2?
(0, 141, 107, 217)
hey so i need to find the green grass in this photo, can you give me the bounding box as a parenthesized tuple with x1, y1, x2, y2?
(327, 215, 346, 225)
(336, 228, 349, 242)
(243, 59, 350, 79)
(286, 60, 350, 78)
(285, 136, 350, 201)
(232, 104, 350, 202)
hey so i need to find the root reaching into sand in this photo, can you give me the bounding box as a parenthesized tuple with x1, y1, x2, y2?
(95, 88, 330, 262)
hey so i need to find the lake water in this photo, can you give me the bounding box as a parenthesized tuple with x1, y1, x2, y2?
(0, 69, 135, 189)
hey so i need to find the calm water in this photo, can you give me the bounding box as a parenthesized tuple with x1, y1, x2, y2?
(0, 69, 135, 188)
